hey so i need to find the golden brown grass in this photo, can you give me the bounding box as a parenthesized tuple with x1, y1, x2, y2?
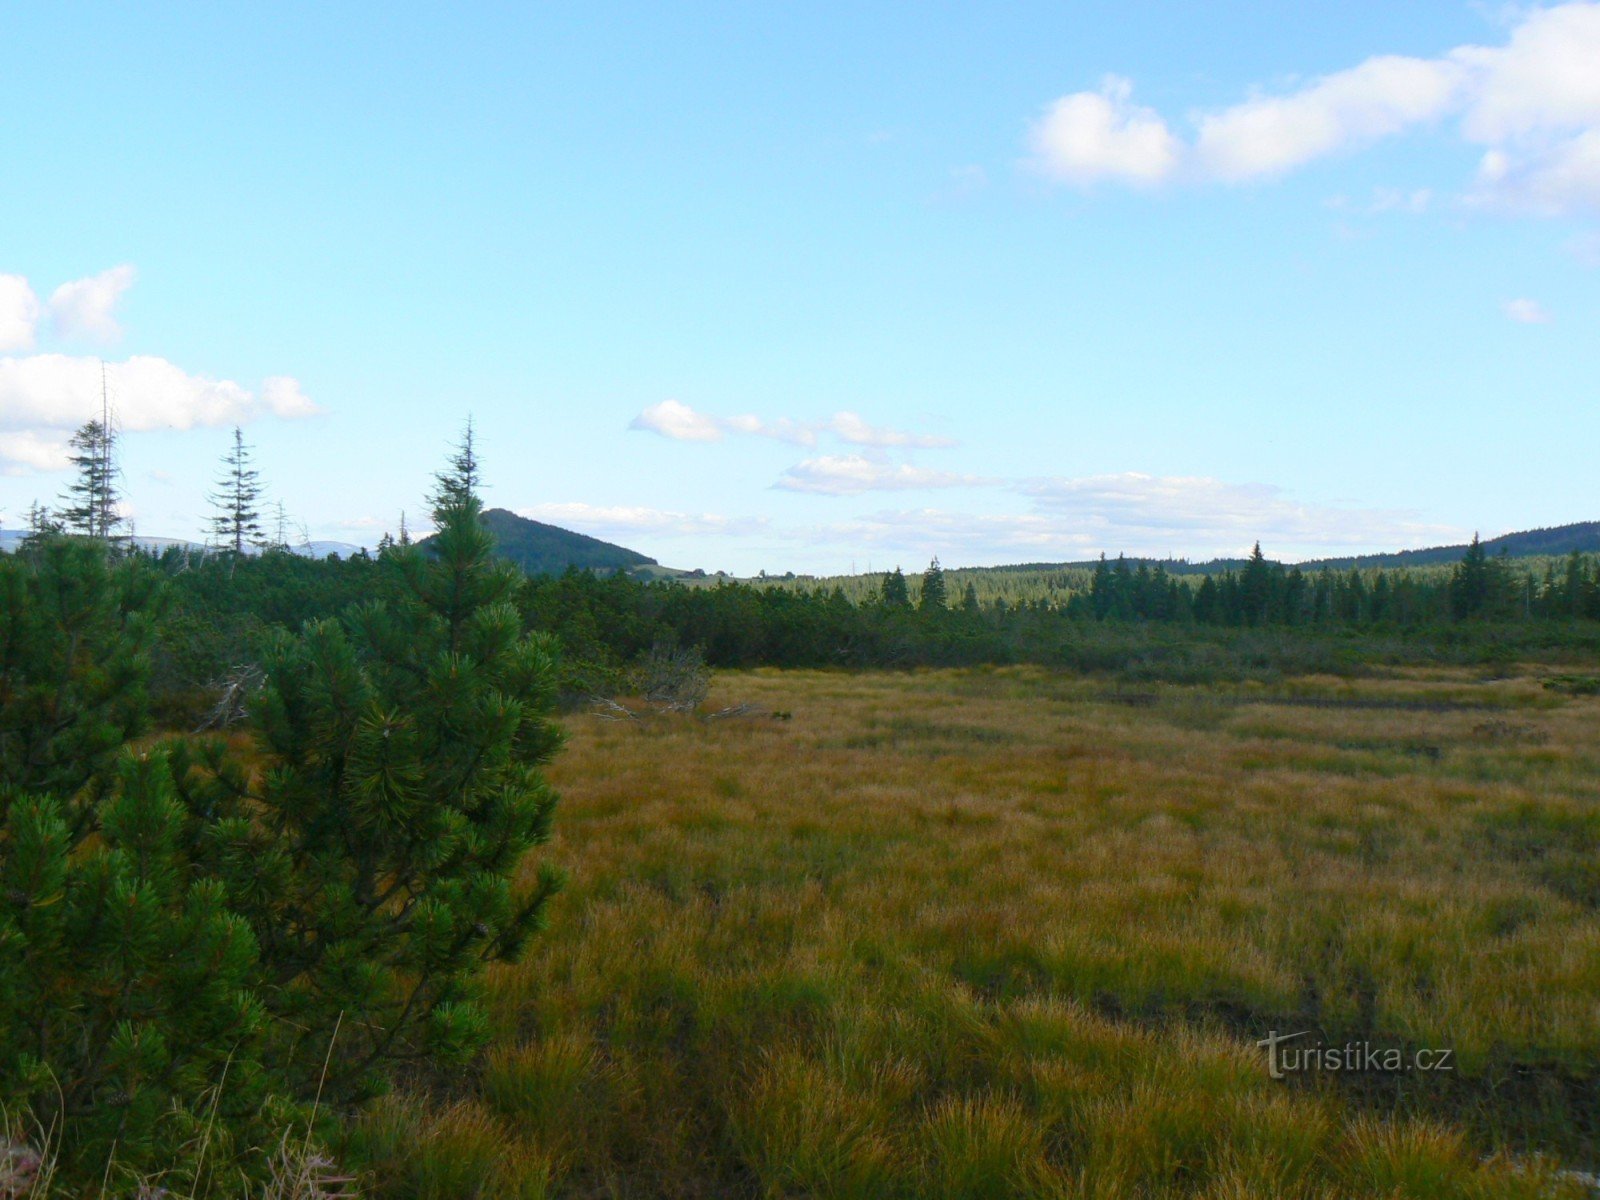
(359, 665, 1600, 1198)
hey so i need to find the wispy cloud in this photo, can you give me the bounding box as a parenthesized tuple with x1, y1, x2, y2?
(775, 455, 987, 495)
(1029, 3, 1600, 214)
(1019, 472, 1455, 550)
(523, 470, 1459, 566)
(517, 502, 770, 539)
(1501, 296, 1553, 323)
(630, 400, 954, 450)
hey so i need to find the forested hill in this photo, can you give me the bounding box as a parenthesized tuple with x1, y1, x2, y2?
(461, 507, 657, 574)
(938, 519, 1600, 579)
(1298, 521, 1600, 570)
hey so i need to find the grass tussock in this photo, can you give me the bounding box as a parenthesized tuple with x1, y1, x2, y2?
(353, 665, 1600, 1198)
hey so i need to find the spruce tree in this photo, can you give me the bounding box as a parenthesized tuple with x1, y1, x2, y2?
(58, 418, 121, 540)
(210, 426, 266, 554)
(1448, 533, 1511, 620)
(920, 557, 947, 611)
(880, 567, 910, 607)
(1239, 542, 1274, 625)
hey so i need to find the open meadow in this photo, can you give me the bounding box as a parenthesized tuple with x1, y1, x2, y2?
(357, 665, 1600, 1199)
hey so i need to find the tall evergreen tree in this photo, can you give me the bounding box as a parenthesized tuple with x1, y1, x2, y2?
(57, 418, 121, 540)
(434, 416, 480, 509)
(920, 556, 947, 611)
(880, 566, 910, 607)
(1239, 542, 1274, 626)
(1448, 533, 1511, 620)
(210, 426, 266, 554)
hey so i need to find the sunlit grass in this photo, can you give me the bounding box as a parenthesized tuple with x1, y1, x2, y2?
(358, 665, 1600, 1198)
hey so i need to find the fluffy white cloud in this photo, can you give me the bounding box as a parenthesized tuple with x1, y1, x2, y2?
(0, 275, 40, 352)
(1501, 297, 1553, 324)
(0, 354, 319, 472)
(0, 430, 71, 474)
(1032, 3, 1600, 212)
(516, 502, 770, 538)
(1028, 76, 1181, 185)
(1455, 3, 1600, 142)
(629, 400, 952, 449)
(1195, 56, 1463, 181)
(775, 455, 986, 495)
(48, 265, 137, 342)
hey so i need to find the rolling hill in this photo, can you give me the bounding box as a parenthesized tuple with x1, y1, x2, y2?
(461, 507, 657, 575)
(934, 520, 1600, 580)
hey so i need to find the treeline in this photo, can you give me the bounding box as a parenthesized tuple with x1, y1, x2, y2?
(96, 533, 1600, 720)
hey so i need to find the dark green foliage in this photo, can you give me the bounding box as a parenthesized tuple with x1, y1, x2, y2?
(177, 451, 566, 1107)
(0, 538, 160, 806)
(920, 557, 947, 611)
(0, 439, 566, 1188)
(1449, 534, 1516, 620)
(0, 754, 274, 1185)
(880, 567, 910, 608)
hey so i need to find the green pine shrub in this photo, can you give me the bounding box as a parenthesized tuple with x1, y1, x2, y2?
(0, 443, 565, 1192)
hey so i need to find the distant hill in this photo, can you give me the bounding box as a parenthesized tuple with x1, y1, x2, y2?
(930, 520, 1600, 579)
(1299, 522, 1600, 571)
(0, 530, 359, 559)
(453, 507, 657, 575)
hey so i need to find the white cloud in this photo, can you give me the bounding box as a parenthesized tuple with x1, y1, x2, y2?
(0, 354, 320, 472)
(630, 399, 813, 445)
(1471, 128, 1600, 214)
(510, 472, 1460, 568)
(780, 474, 1457, 564)
(1033, 3, 1600, 212)
(1454, 3, 1600, 142)
(516, 502, 770, 538)
(0, 430, 72, 475)
(1195, 56, 1464, 181)
(629, 400, 952, 450)
(1020, 472, 1457, 552)
(48, 265, 137, 342)
(813, 509, 1098, 559)
(827, 412, 955, 448)
(1501, 296, 1553, 323)
(0, 275, 40, 352)
(1028, 76, 1182, 185)
(775, 455, 986, 495)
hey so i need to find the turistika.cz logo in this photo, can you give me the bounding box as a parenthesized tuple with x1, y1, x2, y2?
(1255, 1030, 1456, 1080)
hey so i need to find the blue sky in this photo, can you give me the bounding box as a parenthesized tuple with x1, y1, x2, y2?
(1, 2, 1596, 573)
